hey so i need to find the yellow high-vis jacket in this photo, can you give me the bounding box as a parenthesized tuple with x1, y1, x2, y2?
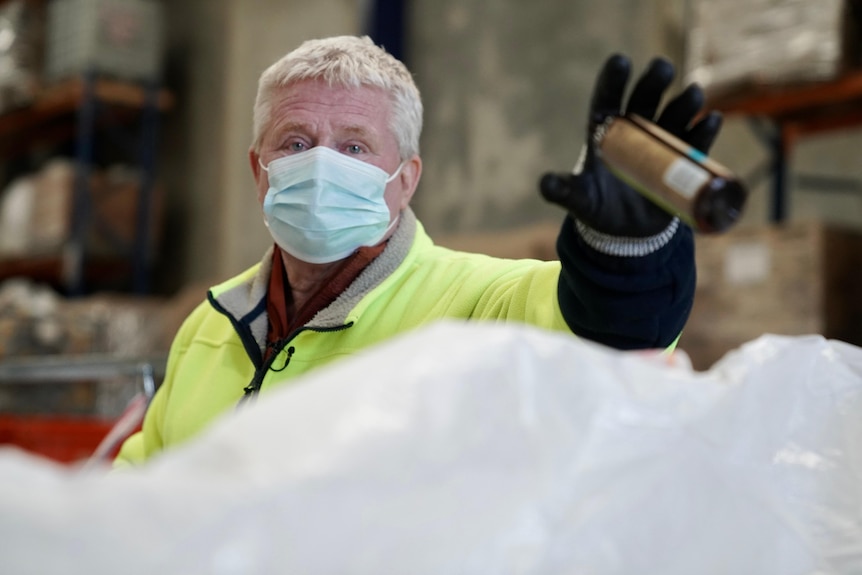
(115, 209, 569, 466)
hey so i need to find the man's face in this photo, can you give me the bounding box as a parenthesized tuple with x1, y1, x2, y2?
(250, 78, 421, 225)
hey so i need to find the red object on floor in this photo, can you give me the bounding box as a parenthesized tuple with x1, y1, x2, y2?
(0, 414, 115, 464)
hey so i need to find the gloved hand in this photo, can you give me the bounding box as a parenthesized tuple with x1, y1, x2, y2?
(539, 54, 723, 238)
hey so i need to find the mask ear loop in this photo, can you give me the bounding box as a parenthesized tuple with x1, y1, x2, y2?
(258, 158, 269, 172)
(385, 161, 405, 183)
(378, 161, 407, 241)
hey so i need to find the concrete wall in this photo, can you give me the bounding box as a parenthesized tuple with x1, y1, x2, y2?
(409, 0, 676, 234)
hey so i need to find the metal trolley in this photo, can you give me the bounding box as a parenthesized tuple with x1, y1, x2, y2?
(0, 354, 166, 466)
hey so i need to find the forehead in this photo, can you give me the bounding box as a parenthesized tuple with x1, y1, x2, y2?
(264, 78, 393, 141)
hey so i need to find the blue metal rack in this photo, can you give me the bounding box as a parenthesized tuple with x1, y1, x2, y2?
(67, 72, 166, 295)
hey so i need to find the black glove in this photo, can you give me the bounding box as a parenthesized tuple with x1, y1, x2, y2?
(539, 54, 723, 238)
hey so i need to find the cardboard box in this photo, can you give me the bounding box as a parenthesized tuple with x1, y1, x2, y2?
(684, 0, 862, 98)
(45, 0, 164, 83)
(0, 159, 163, 259)
(679, 222, 862, 370)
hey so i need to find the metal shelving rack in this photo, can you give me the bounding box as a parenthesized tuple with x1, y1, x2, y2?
(0, 73, 174, 295)
(707, 69, 862, 224)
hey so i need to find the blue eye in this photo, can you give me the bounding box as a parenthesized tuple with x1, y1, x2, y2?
(346, 145, 363, 154)
(288, 142, 306, 152)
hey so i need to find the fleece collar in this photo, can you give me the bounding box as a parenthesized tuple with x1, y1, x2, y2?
(209, 208, 418, 353)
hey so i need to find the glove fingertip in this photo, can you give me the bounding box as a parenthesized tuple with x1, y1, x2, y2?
(647, 57, 676, 82)
(689, 111, 723, 153)
(539, 172, 594, 216)
(591, 54, 632, 119)
(539, 172, 573, 203)
(682, 83, 706, 110)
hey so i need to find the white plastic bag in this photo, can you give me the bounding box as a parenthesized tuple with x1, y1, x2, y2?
(0, 321, 860, 574)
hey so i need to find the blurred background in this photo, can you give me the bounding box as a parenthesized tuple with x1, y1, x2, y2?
(1, 0, 862, 462)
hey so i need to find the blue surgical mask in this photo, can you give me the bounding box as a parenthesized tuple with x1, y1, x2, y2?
(260, 147, 403, 264)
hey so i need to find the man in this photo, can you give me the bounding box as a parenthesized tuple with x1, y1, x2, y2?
(115, 35, 721, 465)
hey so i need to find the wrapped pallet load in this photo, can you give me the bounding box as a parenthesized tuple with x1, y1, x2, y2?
(684, 0, 862, 98)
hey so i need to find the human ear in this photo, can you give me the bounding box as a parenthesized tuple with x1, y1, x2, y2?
(397, 155, 422, 209)
(249, 147, 267, 204)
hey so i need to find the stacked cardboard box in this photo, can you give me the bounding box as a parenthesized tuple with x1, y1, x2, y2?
(45, 0, 164, 83)
(679, 222, 862, 370)
(0, 159, 163, 259)
(684, 0, 862, 98)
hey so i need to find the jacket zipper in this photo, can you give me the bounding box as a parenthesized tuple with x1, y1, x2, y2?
(238, 322, 355, 404)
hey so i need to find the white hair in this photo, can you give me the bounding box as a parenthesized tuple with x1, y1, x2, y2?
(252, 35, 423, 160)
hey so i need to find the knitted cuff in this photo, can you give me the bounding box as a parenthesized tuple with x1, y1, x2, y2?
(575, 217, 680, 257)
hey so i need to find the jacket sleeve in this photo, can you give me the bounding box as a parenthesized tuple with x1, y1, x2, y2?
(112, 302, 211, 468)
(113, 374, 168, 468)
(555, 215, 696, 350)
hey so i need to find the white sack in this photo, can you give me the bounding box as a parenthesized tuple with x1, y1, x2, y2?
(0, 320, 860, 574)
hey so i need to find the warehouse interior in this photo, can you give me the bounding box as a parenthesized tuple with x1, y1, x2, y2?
(0, 0, 861, 570)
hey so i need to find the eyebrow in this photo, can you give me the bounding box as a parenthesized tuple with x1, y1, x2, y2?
(276, 122, 375, 139)
(277, 121, 312, 135)
(341, 125, 373, 137)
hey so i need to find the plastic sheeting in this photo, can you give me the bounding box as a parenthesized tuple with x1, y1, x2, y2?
(0, 320, 861, 574)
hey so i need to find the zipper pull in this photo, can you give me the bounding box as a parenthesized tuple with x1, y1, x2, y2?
(271, 346, 295, 373)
